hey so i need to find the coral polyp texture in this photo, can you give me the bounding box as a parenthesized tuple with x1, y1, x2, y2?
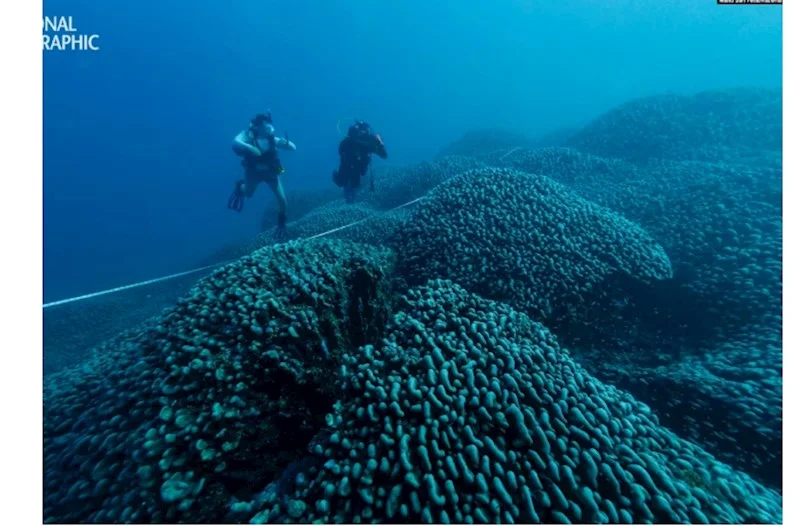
(488, 146, 782, 343)
(247, 280, 781, 524)
(394, 167, 673, 322)
(478, 89, 782, 493)
(44, 241, 394, 523)
(578, 331, 782, 490)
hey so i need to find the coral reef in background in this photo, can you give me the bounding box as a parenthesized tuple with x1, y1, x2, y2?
(566, 88, 781, 163)
(436, 129, 532, 158)
(489, 146, 782, 347)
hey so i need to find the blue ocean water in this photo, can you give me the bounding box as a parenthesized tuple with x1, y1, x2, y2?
(43, 0, 780, 302)
(43, 1, 783, 524)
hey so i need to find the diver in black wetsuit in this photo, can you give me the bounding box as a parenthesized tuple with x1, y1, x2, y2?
(332, 120, 387, 204)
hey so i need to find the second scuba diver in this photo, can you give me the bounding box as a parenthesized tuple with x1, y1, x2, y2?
(229, 112, 297, 239)
(333, 120, 387, 204)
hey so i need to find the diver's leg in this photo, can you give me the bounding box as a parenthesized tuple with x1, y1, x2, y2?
(351, 171, 363, 203)
(259, 208, 272, 233)
(344, 172, 357, 204)
(266, 176, 288, 236)
(243, 172, 259, 198)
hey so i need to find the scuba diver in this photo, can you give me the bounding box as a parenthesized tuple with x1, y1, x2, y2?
(333, 120, 387, 203)
(228, 112, 297, 238)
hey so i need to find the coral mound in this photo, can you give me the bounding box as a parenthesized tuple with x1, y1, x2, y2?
(487, 146, 782, 343)
(43, 241, 394, 524)
(395, 167, 672, 321)
(249, 280, 781, 524)
(364, 155, 487, 211)
(568, 88, 781, 163)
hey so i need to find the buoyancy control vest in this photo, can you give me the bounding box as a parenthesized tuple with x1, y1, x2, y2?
(243, 133, 283, 176)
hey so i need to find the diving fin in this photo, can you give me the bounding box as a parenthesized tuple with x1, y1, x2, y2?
(228, 180, 245, 212)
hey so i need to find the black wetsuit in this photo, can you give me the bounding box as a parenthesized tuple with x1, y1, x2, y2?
(334, 134, 388, 202)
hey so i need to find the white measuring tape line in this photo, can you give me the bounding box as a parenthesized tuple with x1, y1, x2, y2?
(498, 146, 523, 161)
(42, 195, 429, 309)
(42, 263, 226, 309)
(304, 195, 427, 241)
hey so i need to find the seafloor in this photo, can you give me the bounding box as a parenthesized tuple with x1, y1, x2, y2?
(43, 87, 782, 524)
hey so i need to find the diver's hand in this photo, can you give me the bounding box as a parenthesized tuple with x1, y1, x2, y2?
(375, 142, 388, 159)
(249, 146, 262, 157)
(286, 140, 297, 151)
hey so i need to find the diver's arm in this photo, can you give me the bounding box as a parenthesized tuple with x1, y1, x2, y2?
(374, 142, 388, 159)
(274, 136, 297, 151)
(232, 131, 260, 156)
(338, 139, 357, 170)
(373, 135, 388, 159)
